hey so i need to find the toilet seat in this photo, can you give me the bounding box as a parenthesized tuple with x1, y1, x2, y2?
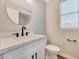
(46, 45, 60, 54)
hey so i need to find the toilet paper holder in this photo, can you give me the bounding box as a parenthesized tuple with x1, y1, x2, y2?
(67, 39, 77, 42)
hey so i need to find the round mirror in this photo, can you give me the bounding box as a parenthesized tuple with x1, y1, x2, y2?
(6, 0, 32, 25)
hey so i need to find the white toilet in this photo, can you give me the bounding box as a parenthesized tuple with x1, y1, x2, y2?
(45, 45, 60, 59)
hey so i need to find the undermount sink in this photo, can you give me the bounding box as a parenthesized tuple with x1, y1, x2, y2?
(17, 34, 39, 39)
(10, 34, 37, 40)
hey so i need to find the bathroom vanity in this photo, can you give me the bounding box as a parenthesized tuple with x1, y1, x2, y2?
(0, 0, 47, 59)
(0, 34, 47, 59)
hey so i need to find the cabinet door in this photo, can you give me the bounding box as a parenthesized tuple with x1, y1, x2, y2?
(19, 48, 45, 59)
(19, 53, 34, 59)
(3, 49, 35, 59)
(3, 39, 46, 59)
(36, 48, 45, 59)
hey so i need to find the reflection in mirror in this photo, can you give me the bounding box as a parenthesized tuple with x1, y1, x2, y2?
(19, 12, 30, 25)
(6, 0, 32, 25)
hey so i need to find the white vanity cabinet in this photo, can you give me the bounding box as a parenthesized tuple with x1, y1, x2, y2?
(0, 37, 47, 59)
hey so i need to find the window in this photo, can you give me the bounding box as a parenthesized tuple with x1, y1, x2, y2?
(60, 0, 79, 29)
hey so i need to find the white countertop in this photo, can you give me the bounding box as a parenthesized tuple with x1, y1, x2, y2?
(0, 34, 46, 54)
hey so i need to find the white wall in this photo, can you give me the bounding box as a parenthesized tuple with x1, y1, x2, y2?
(27, 0, 46, 34)
(0, 0, 45, 34)
(46, 0, 79, 58)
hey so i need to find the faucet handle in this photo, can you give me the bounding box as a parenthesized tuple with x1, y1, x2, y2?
(13, 33, 19, 37)
(26, 32, 29, 36)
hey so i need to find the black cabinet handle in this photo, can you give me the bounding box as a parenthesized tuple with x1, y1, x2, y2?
(32, 53, 37, 59)
(35, 53, 37, 59)
(32, 55, 34, 59)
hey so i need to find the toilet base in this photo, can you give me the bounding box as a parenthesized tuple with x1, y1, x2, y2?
(50, 55, 58, 59)
(45, 44, 60, 59)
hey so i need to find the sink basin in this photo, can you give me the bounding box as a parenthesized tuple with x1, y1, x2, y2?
(17, 34, 37, 39)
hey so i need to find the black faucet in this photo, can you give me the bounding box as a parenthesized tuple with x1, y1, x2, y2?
(21, 26, 26, 36)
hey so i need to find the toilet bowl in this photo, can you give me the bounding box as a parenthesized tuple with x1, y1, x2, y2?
(45, 45, 60, 59)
